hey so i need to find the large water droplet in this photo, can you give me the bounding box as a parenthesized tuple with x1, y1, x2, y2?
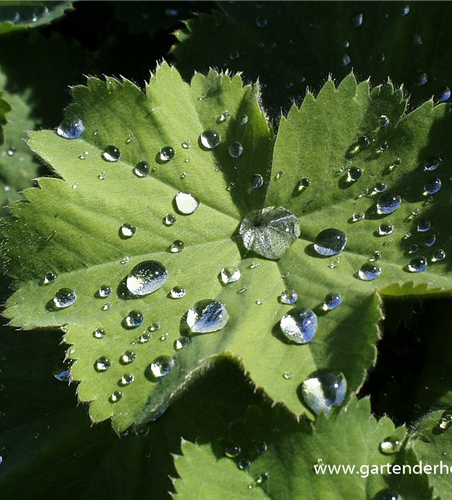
(185, 300, 228, 333)
(199, 130, 221, 150)
(220, 267, 241, 284)
(101, 145, 121, 162)
(238, 458, 251, 470)
(322, 293, 342, 311)
(379, 437, 402, 455)
(314, 229, 347, 256)
(376, 192, 401, 214)
(56, 118, 84, 139)
(297, 177, 310, 193)
(239, 206, 300, 260)
(126, 261, 168, 296)
(228, 142, 243, 158)
(300, 370, 347, 415)
(158, 146, 175, 163)
(134, 161, 150, 177)
(124, 310, 144, 328)
(148, 355, 174, 379)
(407, 256, 427, 273)
(174, 192, 200, 215)
(280, 308, 317, 344)
(94, 356, 111, 372)
(53, 288, 77, 309)
(358, 262, 381, 281)
(279, 290, 298, 305)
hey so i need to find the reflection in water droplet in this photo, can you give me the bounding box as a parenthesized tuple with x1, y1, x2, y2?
(119, 223, 136, 239)
(300, 370, 347, 415)
(220, 267, 241, 284)
(376, 192, 401, 214)
(199, 130, 221, 150)
(169, 286, 186, 299)
(124, 311, 144, 328)
(119, 374, 135, 386)
(126, 261, 168, 296)
(56, 118, 84, 139)
(228, 142, 243, 158)
(148, 355, 174, 379)
(407, 256, 427, 273)
(379, 437, 402, 455)
(101, 145, 121, 162)
(134, 161, 150, 177)
(378, 115, 390, 127)
(93, 327, 106, 339)
(322, 293, 342, 311)
(158, 146, 175, 162)
(43, 272, 57, 285)
(174, 336, 190, 351)
(95, 356, 111, 372)
(239, 206, 300, 260)
(110, 391, 123, 403)
(279, 290, 298, 305)
(120, 350, 136, 364)
(98, 285, 112, 298)
(52, 361, 71, 382)
(53, 288, 77, 309)
(185, 300, 228, 333)
(174, 192, 199, 215)
(280, 308, 317, 344)
(346, 166, 362, 183)
(358, 262, 381, 281)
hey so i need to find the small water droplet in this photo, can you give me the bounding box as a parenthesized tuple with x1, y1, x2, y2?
(42, 272, 57, 285)
(238, 458, 251, 470)
(158, 146, 175, 163)
(124, 311, 144, 328)
(297, 177, 310, 192)
(413, 70, 428, 87)
(436, 87, 451, 103)
(56, 118, 84, 139)
(329, 257, 341, 269)
(169, 286, 186, 299)
(120, 256, 130, 265)
(185, 300, 228, 333)
(240, 114, 248, 125)
(300, 370, 347, 415)
(148, 355, 174, 379)
(174, 336, 190, 351)
(101, 145, 121, 162)
(407, 256, 427, 273)
(53, 288, 77, 309)
(283, 370, 294, 379)
(101, 302, 111, 311)
(322, 293, 342, 311)
(220, 267, 241, 284)
(134, 161, 150, 178)
(97, 285, 111, 299)
(159, 332, 169, 342)
(168, 240, 184, 253)
(423, 178, 441, 195)
(314, 229, 347, 256)
(280, 308, 317, 344)
(163, 213, 176, 227)
(110, 391, 123, 403)
(199, 130, 221, 150)
(52, 361, 71, 382)
(373, 181, 387, 194)
(240, 206, 300, 260)
(119, 223, 136, 239)
(379, 437, 402, 455)
(346, 166, 363, 183)
(126, 261, 168, 296)
(279, 290, 298, 305)
(416, 219, 431, 233)
(378, 115, 390, 127)
(120, 350, 136, 364)
(351, 12, 363, 27)
(275, 171, 283, 180)
(93, 327, 106, 339)
(255, 15, 267, 27)
(95, 356, 111, 372)
(224, 444, 241, 458)
(256, 442, 267, 454)
(138, 332, 152, 343)
(358, 262, 382, 281)
(174, 192, 200, 215)
(423, 156, 441, 171)
(119, 373, 135, 386)
(425, 234, 436, 247)
(432, 249, 446, 262)
(181, 140, 192, 149)
(250, 174, 264, 189)
(376, 192, 401, 214)
(125, 133, 134, 144)
(351, 212, 365, 223)
(228, 142, 243, 158)
(217, 110, 230, 123)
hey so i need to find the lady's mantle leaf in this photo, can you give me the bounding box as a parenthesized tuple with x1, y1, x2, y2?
(2, 64, 452, 432)
(174, 398, 431, 500)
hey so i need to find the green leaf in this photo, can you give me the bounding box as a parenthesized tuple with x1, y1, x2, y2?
(174, 398, 431, 500)
(172, 2, 452, 114)
(0, 1, 72, 35)
(2, 64, 452, 433)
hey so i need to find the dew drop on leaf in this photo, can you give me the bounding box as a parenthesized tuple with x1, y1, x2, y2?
(101, 145, 121, 162)
(97, 285, 112, 298)
(413, 70, 428, 87)
(56, 118, 84, 139)
(346, 166, 362, 183)
(120, 350, 136, 364)
(240, 114, 248, 125)
(297, 177, 310, 192)
(134, 161, 150, 177)
(217, 110, 230, 123)
(53, 288, 77, 309)
(224, 444, 241, 458)
(376, 192, 401, 214)
(163, 213, 176, 226)
(168, 240, 184, 253)
(93, 327, 106, 339)
(255, 15, 267, 27)
(124, 311, 144, 329)
(126, 261, 168, 297)
(174, 192, 200, 215)
(425, 234, 436, 247)
(422, 156, 440, 171)
(300, 370, 347, 415)
(239, 206, 300, 260)
(119, 374, 135, 386)
(52, 361, 71, 382)
(423, 178, 441, 195)
(199, 130, 221, 150)
(416, 219, 431, 233)
(357, 262, 381, 281)
(119, 223, 136, 239)
(219, 267, 241, 284)
(279, 290, 298, 305)
(174, 336, 190, 351)
(322, 293, 342, 311)
(280, 308, 318, 344)
(228, 142, 243, 158)
(94, 356, 111, 372)
(314, 229, 347, 256)
(379, 437, 402, 455)
(148, 355, 174, 379)
(432, 249, 446, 262)
(351, 12, 363, 27)
(185, 299, 228, 333)
(250, 174, 264, 189)
(238, 458, 251, 470)
(109, 391, 123, 403)
(378, 115, 390, 127)
(42, 271, 57, 285)
(407, 256, 427, 273)
(168, 286, 186, 299)
(158, 146, 175, 163)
